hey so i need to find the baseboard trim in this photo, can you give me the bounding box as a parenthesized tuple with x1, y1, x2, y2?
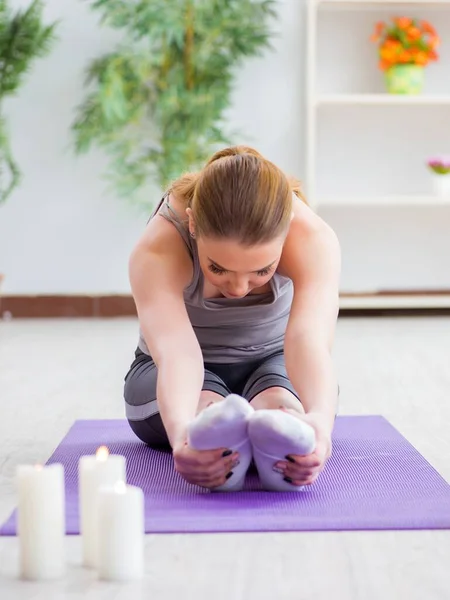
(339, 308, 450, 317)
(0, 295, 137, 318)
(1, 294, 450, 318)
(340, 290, 450, 312)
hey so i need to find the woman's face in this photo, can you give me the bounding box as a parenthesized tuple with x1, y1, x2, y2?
(195, 235, 284, 298)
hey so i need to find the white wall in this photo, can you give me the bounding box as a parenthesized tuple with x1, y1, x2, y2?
(0, 0, 449, 294)
(0, 0, 147, 294)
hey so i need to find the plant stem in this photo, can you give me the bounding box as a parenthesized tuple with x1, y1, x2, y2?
(184, 1, 194, 91)
(161, 32, 170, 90)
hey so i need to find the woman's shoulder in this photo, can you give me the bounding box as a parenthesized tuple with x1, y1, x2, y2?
(142, 192, 189, 247)
(291, 195, 337, 240)
(165, 190, 189, 220)
(130, 193, 193, 282)
(278, 196, 340, 280)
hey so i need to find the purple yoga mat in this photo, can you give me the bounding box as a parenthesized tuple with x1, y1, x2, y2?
(2, 416, 450, 534)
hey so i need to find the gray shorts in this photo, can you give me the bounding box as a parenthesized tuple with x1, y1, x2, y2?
(124, 348, 299, 448)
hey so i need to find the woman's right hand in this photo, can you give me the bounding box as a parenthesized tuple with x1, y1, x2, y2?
(173, 442, 239, 489)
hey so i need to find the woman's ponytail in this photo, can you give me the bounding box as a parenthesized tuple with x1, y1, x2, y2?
(170, 145, 305, 242)
(206, 146, 265, 165)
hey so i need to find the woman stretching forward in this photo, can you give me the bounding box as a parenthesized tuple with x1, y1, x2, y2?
(124, 146, 340, 491)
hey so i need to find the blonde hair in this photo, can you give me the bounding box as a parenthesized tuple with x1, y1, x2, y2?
(170, 146, 305, 245)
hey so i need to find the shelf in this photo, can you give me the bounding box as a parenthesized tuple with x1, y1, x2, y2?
(318, 0, 450, 6)
(307, 0, 450, 299)
(340, 293, 450, 309)
(316, 94, 450, 106)
(317, 194, 450, 207)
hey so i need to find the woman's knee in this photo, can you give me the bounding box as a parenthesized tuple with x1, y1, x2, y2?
(196, 390, 226, 415)
(249, 386, 304, 413)
(124, 360, 166, 447)
(127, 390, 225, 448)
(124, 362, 157, 407)
(127, 414, 171, 449)
(124, 358, 159, 428)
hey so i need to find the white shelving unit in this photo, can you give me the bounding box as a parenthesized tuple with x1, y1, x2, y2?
(321, 194, 450, 206)
(316, 93, 450, 105)
(340, 293, 450, 309)
(306, 0, 450, 308)
(319, 0, 450, 6)
(306, 0, 450, 209)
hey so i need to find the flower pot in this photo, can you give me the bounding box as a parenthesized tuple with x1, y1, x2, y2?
(431, 173, 450, 198)
(385, 65, 425, 95)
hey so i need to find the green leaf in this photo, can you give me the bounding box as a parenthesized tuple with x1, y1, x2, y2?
(0, 0, 57, 203)
(72, 0, 277, 202)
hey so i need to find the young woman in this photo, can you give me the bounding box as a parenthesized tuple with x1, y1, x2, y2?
(124, 146, 340, 492)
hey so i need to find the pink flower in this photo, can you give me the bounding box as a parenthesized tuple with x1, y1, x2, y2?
(428, 156, 450, 166)
(427, 156, 450, 174)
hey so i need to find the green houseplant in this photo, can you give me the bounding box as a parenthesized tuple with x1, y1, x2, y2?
(0, 0, 57, 204)
(72, 0, 276, 206)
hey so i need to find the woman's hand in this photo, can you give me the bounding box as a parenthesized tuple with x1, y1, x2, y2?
(173, 442, 240, 489)
(275, 410, 333, 486)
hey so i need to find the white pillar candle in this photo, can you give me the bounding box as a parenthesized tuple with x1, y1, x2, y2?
(79, 446, 126, 568)
(97, 481, 144, 582)
(17, 463, 65, 581)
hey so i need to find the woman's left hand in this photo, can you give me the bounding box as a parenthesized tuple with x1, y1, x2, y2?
(275, 410, 333, 486)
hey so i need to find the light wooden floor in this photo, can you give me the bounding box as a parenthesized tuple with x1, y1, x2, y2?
(1, 317, 449, 600)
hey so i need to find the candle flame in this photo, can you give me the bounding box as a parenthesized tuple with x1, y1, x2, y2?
(96, 446, 109, 461)
(114, 481, 127, 494)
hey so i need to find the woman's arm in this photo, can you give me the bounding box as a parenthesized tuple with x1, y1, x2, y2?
(129, 220, 203, 448)
(279, 200, 341, 435)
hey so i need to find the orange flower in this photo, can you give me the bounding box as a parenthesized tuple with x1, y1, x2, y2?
(384, 39, 401, 51)
(421, 21, 437, 36)
(429, 50, 439, 61)
(415, 52, 428, 66)
(407, 26, 422, 42)
(429, 36, 440, 49)
(380, 47, 396, 61)
(371, 21, 385, 42)
(379, 60, 391, 71)
(372, 17, 439, 69)
(395, 17, 413, 29)
(375, 21, 385, 35)
(398, 51, 411, 63)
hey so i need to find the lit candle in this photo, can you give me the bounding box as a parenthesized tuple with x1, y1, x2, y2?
(79, 446, 126, 568)
(17, 463, 65, 580)
(97, 481, 144, 581)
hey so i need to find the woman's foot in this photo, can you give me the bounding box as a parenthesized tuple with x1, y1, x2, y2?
(248, 409, 316, 491)
(187, 394, 254, 491)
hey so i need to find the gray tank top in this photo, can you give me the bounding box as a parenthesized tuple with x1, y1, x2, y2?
(138, 195, 294, 363)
